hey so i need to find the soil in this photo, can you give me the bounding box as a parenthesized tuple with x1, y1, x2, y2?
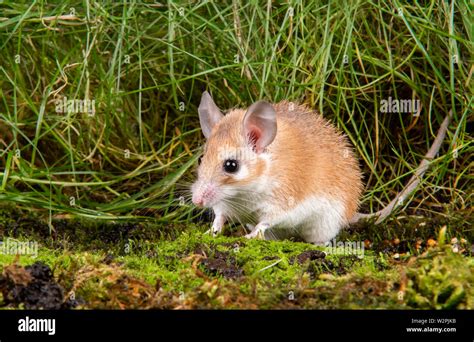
(195, 245, 244, 279)
(0, 261, 78, 309)
(0, 208, 187, 253)
(0, 205, 472, 309)
(290, 250, 362, 278)
(295, 250, 326, 264)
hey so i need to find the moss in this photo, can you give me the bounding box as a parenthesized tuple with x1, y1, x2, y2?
(0, 206, 473, 309)
(404, 247, 474, 309)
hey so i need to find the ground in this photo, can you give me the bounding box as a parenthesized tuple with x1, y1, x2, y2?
(0, 205, 472, 309)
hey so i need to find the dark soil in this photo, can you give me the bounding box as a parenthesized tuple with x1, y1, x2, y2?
(195, 246, 244, 279)
(295, 250, 326, 264)
(0, 207, 187, 253)
(308, 255, 362, 277)
(0, 261, 78, 309)
(289, 250, 363, 278)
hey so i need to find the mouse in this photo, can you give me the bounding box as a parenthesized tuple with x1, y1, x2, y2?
(191, 91, 363, 244)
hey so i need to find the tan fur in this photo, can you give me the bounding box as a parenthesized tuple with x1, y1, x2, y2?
(198, 101, 363, 223)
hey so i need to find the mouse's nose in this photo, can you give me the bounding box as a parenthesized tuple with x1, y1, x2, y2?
(192, 183, 216, 207)
(192, 195, 204, 207)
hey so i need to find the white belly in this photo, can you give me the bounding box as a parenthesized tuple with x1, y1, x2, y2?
(262, 196, 346, 244)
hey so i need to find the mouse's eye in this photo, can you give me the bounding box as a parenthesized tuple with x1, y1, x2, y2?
(223, 159, 239, 173)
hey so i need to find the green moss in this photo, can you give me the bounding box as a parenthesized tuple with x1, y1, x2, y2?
(1, 207, 473, 309)
(405, 247, 474, 309)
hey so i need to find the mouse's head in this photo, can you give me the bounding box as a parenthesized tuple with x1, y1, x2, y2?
(191, 91, 277, 208)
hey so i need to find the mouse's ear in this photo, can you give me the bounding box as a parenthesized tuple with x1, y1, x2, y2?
(242, 101, 277, 153)
(198, 91, 224, 139)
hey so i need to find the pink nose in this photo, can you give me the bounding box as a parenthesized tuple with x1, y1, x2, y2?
(192, 184, 216, 207)
(193, 196, 204, 207)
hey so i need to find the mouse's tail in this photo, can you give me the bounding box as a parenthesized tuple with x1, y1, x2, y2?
(350, 110, 453, 225)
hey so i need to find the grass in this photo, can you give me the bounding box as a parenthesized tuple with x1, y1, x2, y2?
(0, 0, 472, 309)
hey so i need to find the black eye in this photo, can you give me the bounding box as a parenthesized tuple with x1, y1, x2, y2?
(223, 159, 239, 173)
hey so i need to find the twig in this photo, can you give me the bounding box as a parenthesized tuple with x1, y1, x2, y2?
(257, 258, 283, 273)
(351, 110, 453, 224)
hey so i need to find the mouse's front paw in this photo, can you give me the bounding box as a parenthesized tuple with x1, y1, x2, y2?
(244, 223, 269, 239)
(245, 224, 256, 232)
(205, 222, 224, 237)
(206, 214, 226, 237)
(204, 228, 219, 237)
